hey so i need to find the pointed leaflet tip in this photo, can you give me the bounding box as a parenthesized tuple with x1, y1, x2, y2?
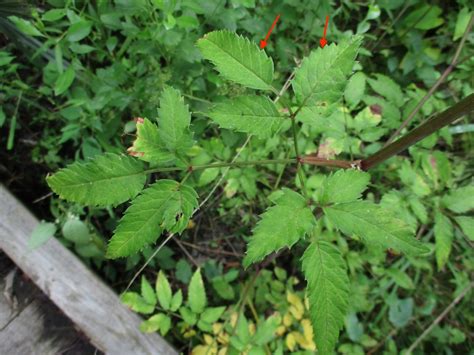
(260, 40, 267, 49)
(320, 38, 327, 48)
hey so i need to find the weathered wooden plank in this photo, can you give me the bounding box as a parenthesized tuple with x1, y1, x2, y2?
(0, 294, 97, 354)
(1, 298, 74, 354)
(0, 185, 177, 355)
(0, 257, 97, 354)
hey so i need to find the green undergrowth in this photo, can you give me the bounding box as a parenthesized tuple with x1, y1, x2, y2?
(1, 1, 473, 354)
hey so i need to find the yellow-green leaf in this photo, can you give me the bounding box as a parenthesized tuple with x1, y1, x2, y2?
(189, 268, 206, 314)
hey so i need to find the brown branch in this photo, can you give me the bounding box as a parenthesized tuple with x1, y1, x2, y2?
(300, 93, 474, 171)
(362, 93, 474, 170)
(300, 156, 356, 169)
(385, 14, 474, 146)
(173, 239, 199, 267)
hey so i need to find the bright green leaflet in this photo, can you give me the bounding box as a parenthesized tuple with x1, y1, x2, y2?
(207, 95, 283, 139)
(319, 169, 370, 205)
(324, 201, 429, 256)
(141, 276, 157, 306)
(170, 290, 183, 312)
(302, 240, 349, 355)
(197, 30, 274, 90)
(128, 118, 174, 165)
(292, 36, 362, 123)
(156, 271, 173, 310)
(243, 188, 316, 268)
(188, 269, 207, 314)
(107, 180, 198, 258)
(47, 153, 146, 207)
(157, 86, 193, 154)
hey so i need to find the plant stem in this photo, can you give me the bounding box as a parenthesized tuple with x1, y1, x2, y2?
(406, 282, 473, 353)
(180, 170, 192, 185)
(137, 94, 473, 177)
(189, 158, 294, 170)
(290, 115, 309, 197)
(290, 118, 301, 158)
(300, 156, 355, 169)
(362, 93, 474, 170)
(143, 158, 297, 175)
(182, 93, 212, 104)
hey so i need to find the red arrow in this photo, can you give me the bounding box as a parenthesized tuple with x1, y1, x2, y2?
(260, 14, 280, 49)
(320, 16, 329, 48)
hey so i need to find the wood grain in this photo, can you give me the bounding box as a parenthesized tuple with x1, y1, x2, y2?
(0, 185, 177, 355)
(1, 254, 97, 354)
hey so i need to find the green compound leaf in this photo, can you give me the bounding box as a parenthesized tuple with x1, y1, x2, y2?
(324, 201, 429, 256)
(128, 118, 174, 164)
(208, 96, 283, 138)
(188, 268, 207, 314)
(319, 169, 371, 205)
(157, 86, 193, 154)
(293, 36, 362, 123)
(302, 240, 349, 355)
(197, 30, 274, 90)
(434, 211, 453, 269)
(243, 189, 316, 268)
(106, 180, 198, 258)
(47, 153, 146, 207)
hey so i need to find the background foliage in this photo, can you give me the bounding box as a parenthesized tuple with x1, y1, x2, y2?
(1, 0, 473, 354)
